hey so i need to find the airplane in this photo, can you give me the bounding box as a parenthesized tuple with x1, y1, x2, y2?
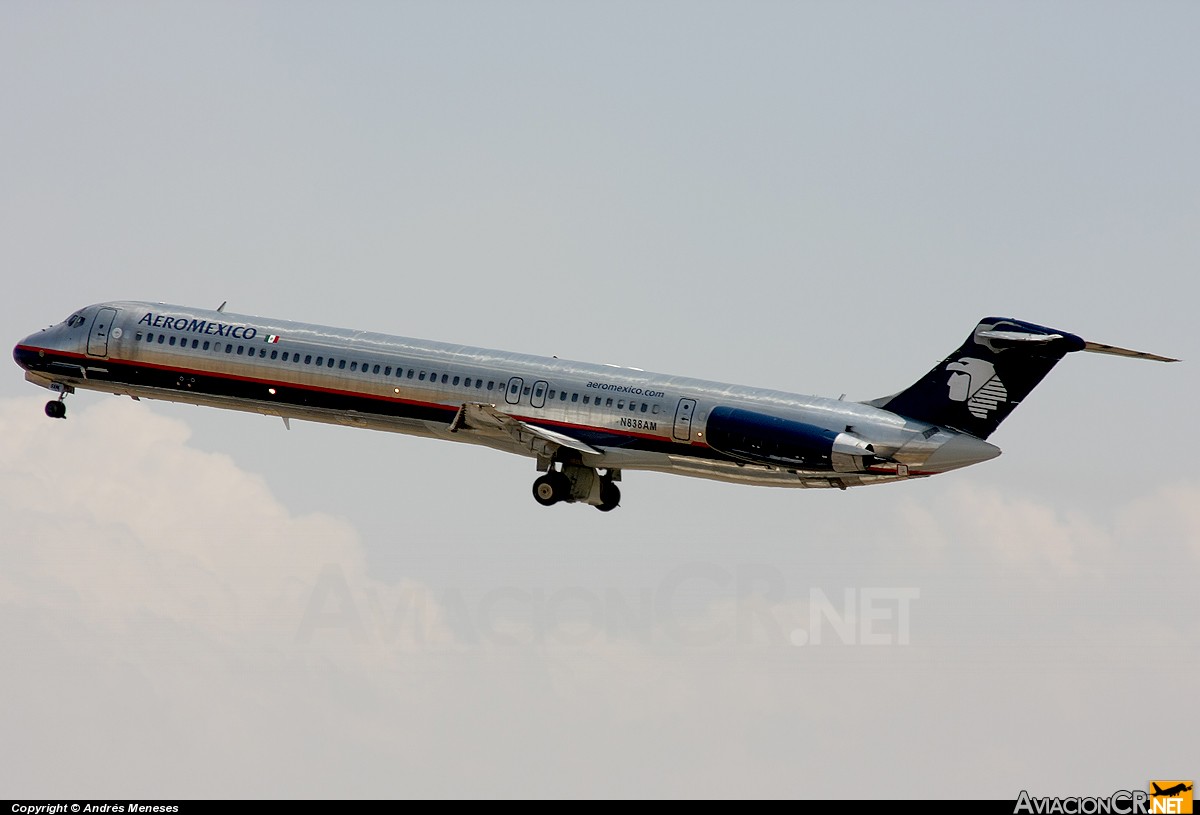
(12, 301, 1178, 511)
(1152, 784, 1193, 798)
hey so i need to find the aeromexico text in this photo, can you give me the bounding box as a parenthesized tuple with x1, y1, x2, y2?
(586, 381, 666, 399)
(139, 312, 258, 340)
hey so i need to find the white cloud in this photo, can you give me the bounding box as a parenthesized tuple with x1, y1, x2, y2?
(0, 397, 1196, 797)
(1114, 481, 1200, 564)
(897, 482, 1111, 584)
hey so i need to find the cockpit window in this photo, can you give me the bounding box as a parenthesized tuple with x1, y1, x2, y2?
(65, 314, 86, 328)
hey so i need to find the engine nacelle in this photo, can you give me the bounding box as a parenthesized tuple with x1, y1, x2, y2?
(705, 406, 885, 473)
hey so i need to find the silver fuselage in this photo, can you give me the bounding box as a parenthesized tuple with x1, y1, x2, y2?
(14, 301, 1000, 489)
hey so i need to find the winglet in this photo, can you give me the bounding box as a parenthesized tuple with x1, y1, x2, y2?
(217, 301, 227, 313)
(1082, 341, 1179, 363)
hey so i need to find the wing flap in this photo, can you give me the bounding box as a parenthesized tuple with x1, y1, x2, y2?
(448, 402, 600, 456)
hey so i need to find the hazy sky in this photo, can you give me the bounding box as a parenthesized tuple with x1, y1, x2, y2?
(2, 1, 1197, 799)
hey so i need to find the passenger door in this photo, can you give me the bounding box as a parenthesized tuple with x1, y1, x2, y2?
(87, 307, 118, 357)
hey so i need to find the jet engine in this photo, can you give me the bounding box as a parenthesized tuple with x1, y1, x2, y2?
(705, 406, 886, 473)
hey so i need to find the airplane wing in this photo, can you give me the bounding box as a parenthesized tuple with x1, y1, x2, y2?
(447, 402, 601, 457)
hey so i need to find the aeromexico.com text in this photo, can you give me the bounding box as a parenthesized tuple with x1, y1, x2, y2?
(586, 381, 666, 399)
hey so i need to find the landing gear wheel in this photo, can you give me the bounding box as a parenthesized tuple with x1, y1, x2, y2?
(596, 481, 621, 512)
(532, 472, 570, 506)
(44, 400, 66, 419)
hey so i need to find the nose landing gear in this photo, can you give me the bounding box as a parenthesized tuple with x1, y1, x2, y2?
(44, 383, 72, 419)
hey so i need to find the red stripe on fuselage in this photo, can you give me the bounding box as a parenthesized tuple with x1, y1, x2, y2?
(16, 344, 711, 448)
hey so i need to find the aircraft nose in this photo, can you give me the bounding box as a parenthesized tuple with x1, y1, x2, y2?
(13, 331, 44, 371)
(13, 339, 31, 370)
(923, 433, 1002, 473)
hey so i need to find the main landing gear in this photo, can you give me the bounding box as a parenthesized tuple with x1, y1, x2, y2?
(532, 463, 621, 512)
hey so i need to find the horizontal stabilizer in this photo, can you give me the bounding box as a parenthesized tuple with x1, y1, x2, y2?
(1082, 341, 1179, 363)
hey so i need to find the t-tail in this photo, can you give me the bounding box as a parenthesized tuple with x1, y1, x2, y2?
(868, 317, 1178, 440)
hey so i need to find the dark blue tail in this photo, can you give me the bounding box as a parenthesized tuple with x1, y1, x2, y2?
(868, 318, 1086, 440)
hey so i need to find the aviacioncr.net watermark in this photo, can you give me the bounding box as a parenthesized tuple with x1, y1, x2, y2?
(294, 562, 920, 649)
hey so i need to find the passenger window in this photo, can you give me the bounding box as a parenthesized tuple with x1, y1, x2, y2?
(583, 395, 590, 405)
(169, 336, 177, 346)
(305, 355, 313, 364)
(453, 376, 460, 386)
(270, 350, 278, 360)
(384, 366, 391, 376)
(571, 393, 579, 402)
(317, 357, 324, 366)
(640, 403, 648, 413)
(407, 370, 414, 379)
(259, 349, 266, 358)
(606, 398, 613, 407)
(158, 335, 166, 344)
(509, 383, 518, 392)
(475, 379, 483, 389)
(374, 364, 381, 374)
(145, 333, 153, 342)
(281, 351, 288, 361)
(193, 340, 200, 349)
(338, 359, 346, 369)
(351, 361, 359, 371)
(617, 400, 625, 409)
(327, 358, 334, 367)
(419, 372, 426, 381)
(135, 332, 142, 341)
(560, 391, 567, 401)
(239, 345, 246, 355)
(548, 389, 556, 400)
(523, 387, 531, 396)
(652, 404, 660, 414)
(629, 402, 637, 412)
(226, 344, 233, 353)
(441, 374, 448, 384)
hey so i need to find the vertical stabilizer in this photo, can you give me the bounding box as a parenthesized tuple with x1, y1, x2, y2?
(869, 318, 1086, 439)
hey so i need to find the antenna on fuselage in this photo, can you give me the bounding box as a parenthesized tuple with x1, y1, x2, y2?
(217, 301, 227, 312)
